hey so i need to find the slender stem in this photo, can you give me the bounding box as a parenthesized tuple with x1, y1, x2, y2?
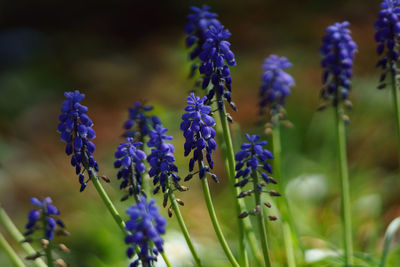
(161, 252, 172, 267)
(0, 232, 26, 267)
(334, 105, 353, 266)
(271, 121, 299, 266)
(201, 177, 239, 267)
(89, 172, 129, 235)
(41, 208, 54, 267)
(282, 222, 296, 267)
(168, 188, 202, 267)
(390, 70, 400, 167)
(251, 170, 272, 267)
(215, 97, 249, 267)
(0, 205, 47, 267)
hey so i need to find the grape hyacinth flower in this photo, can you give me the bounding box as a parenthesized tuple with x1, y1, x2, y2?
(24, 197, 66, 241)
(375, 1, 400, 167)
(235, 134, 279, 214)
(114, 137, 147, 200)
(259, 55, 295, 115)
(320, 22, 356, 266)
(181, 93, 218, 181)
(320, 22, 357, 107)
(123, 101, 161, 140)
(185, 5, 221, 75)
(235, 134, 276, 265)
(199, 25, 237, 111)
(147, 124, 181, 194)
(125, 198, 166, 267)
(57, 90, 98, 192)
(375, 0, 400, 82)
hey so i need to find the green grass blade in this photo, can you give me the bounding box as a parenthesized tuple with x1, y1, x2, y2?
(380, 217, 400, 267)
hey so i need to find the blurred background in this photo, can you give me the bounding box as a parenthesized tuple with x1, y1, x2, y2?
(0, 0, 399, 266)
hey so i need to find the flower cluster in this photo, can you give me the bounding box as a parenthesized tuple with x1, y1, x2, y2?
(181, 93, 218, 181)
(25, 197, 66, 241)
(123, 102, 161, 140)
(114, 137, 147, 199)
(147, 125, 181, 194)
(375, 0, 400, 84)
(185, 5, 221, 64)
(125, 198, 166, 267)
(57, 90, 98, 192)
(235, 134, 280, 216)
(199, 25, 236, 110)
(259, 55, 295, 114)
(320, 21, 357, 106)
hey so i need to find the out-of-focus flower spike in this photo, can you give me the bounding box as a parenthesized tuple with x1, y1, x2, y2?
(320, 22, 357, 107)
(123, 101, 161, 141)
(259, 55, 295, 119)
(125, 198, 166, 266)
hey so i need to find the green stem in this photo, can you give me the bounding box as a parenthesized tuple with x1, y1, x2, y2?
(0, 232, 26, 267)
(251, 170, 272, 267)
(89, 172, 129, 235)
(390, 70, 400, 167)
(0, 205, 47, 267)
(282, 222, 296, 267)
(161, 252, 172, 267)
(168, 187, 202, 267)
(201, 177, 239, 267)
(41, 208, 54, 267)
(271, 121, 299, 266)
(334, 105, 353, 266)
(215, 97, 250, 267)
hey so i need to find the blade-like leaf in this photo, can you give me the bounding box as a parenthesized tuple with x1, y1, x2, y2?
(380, 217, 400, 267)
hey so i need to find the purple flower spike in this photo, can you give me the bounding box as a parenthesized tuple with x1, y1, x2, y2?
(24, 197, 66, 241)
(235, 134, 278, 207)
(259, 55, 295, 114)
(125, 198, 166, 267)
(114, 137, 147, 199)
(181, 93, 218, 182)
(375, 0, 400, 87)
(147, 124, 181, 194)
(320, 22, 357, 106)
(124, 101, 161, 140)
(57, 90, 98, 192)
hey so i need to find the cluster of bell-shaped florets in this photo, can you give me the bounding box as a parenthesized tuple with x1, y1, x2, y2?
(57, 90, 98, 192)
(114, 137, 147, 200)
(147, 125, 181, 194)
(24, 197, 66, 241)
(185, 5, 221, 70)
(124, 101, 161, 140)
(259, 55, 295, 114)
(375, 0, 400, 86)
(125, 198, 166, 267)
(320, 21, 357, 106)
(235, 134, 280, 218)
(199, 25, 237, 111)
(181, 93, 218, 182)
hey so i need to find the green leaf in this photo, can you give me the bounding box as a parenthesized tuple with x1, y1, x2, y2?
(380, 217, 400, 267)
